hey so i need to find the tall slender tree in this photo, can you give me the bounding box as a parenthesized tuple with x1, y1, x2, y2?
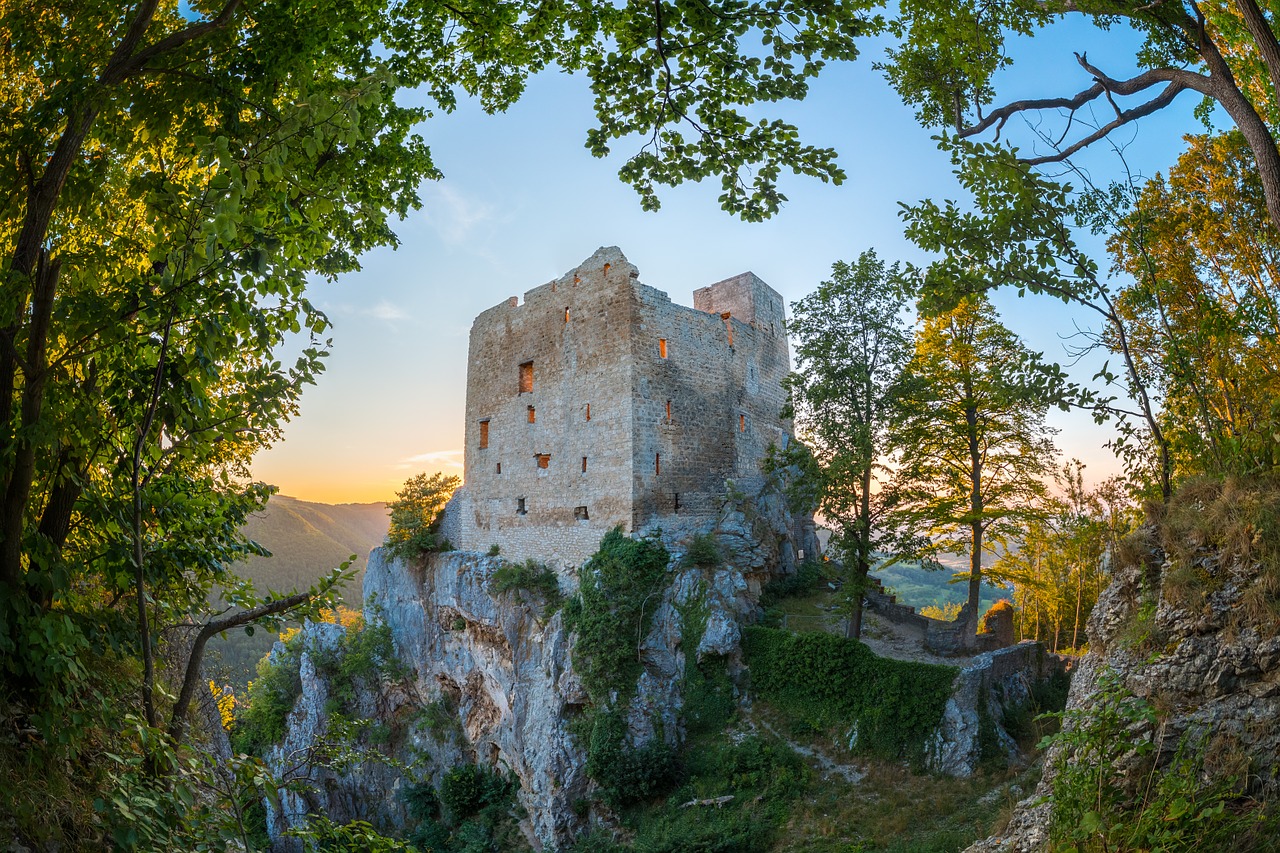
(783, 251, 912, 638)
(886, 295, 1058, 643)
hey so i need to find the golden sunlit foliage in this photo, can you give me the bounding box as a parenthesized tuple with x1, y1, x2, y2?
(208, 681, 236, 732)
(1111, 131, 1280, 477)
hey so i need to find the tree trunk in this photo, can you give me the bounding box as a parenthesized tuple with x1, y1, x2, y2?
(965, 402, 983, 647)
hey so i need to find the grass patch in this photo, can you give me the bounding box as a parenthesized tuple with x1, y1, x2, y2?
(774, 760, 1035, 853)
(1157, 475, 1280, 636)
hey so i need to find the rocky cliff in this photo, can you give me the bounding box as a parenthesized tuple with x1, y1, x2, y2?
(969, 482, 1280, 851)
(258, 479, 1065, 850)
(262, 474, 809, 850)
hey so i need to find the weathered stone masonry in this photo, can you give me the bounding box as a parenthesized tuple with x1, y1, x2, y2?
(438, 246, 794, 565)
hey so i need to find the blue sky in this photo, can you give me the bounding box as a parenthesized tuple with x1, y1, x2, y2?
(251, 19, 1207, 503)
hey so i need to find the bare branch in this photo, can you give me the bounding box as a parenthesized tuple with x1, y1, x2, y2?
(959, 62, 1209, 162)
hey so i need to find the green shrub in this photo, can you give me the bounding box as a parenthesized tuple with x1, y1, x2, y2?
(232, 638, 304, 754)
(683, 532, 724, 568)
(585, 710, 681, 808)
(1045, 670, 1271, 851)
(741, 626, 957, 761)
(565, 527, 671, 703)
(489, 559, 562, 613)
(629, 735, 807, 853)
(758, 560, 823, 609)
(311, 619, 405, 715)
(287, 816, 418, 851)
(405, 765, 523, 853)
(439, 764, 514, 821)
(385, 471, 459, 559)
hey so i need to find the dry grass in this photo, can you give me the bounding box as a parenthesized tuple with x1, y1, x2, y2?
(1159, 475, 1280, 637)
(771, 758, 1036, 853)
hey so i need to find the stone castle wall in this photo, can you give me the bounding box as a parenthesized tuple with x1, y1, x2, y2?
(441, 246, 794, 566)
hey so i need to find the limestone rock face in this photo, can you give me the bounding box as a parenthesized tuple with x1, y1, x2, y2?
(366, 548, 589, 849)
(966, 528, 1280, 852)
(925, 643, 1067, 778)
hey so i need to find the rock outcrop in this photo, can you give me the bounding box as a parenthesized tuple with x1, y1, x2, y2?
(967, 518, 1280, 852)
(925, 642, 1068, 778)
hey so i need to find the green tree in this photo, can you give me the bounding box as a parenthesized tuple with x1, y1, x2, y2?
(385, 472, 460, 559)
(882, 0, 1280, 233)
(782, 251, 913, 639)
(900, 143, 1174, 500)
(1110, 131, 1280, 475)
(886, 295, 1059, 643)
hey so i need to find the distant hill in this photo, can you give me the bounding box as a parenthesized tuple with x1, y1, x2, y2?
(206, 495, 389, 689)
(871, 559, 1007, 615)
(233, 494, 389, 602)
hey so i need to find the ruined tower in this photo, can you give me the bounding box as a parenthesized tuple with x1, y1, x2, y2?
(436, 246, 795, 565)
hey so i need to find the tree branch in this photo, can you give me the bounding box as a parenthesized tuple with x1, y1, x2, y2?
(167, 590, 312, 744)
(959, 61, 1208, 163)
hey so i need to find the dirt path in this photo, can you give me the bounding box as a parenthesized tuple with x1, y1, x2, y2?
(746, 709, 865, 785)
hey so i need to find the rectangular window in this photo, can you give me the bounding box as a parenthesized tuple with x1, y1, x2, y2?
(585, 403, 591, 421)
(658, 339, 667, 359)
(655, 452, 661, 475)
(496, 462, 502, 475)
(479, 419, 490, 449)
(574, 505, 589, 521)
(739, 414, 746, 432)
(519, 360, 534, 393)
(536, 453, 550, 469)
(517, 497, 527, 515)
(564, 307, 570, 322)
(665, 399, 672, 421)
(527, 405, 536, 423)
(581, 456, 588, 473)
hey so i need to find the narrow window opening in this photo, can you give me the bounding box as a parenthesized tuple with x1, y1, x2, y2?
(721, 312, 734, 346)
(603, 262, 611, 273)
(564, 307, 570, 322)
(655, 453, 661, 475)
(674, 492, 680, 513)
(585, 403, 591, 421)
(574, 505, 589, 521)
(479, 419, 490, 449)
(581, 456, 588, 473)
(739, 414, 746, 432)
(517, 497, 527, 515)
(665, 399, 672, 421)
(519, 360, 534, 393)
(536, 453, 550, 469)
(496, 462, 501, 475)
(527, 405, 536, 424)
(658, 338, 667, 359)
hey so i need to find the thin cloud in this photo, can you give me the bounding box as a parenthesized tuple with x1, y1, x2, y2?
(366, 300, 408, 321)
(398, 448, 465, 471)
(424, 185, 493, 243)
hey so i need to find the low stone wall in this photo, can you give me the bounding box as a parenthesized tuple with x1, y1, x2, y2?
(863, 575, 1015, 657)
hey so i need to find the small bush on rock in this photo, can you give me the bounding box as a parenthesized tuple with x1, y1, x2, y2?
(385, 471, 459, 559)
(489, 559, 562, 613)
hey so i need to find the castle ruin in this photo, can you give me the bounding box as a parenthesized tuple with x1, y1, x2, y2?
(437, 246, 798, 565)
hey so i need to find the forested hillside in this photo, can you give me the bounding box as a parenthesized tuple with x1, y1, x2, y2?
(207, 496, 388, 688)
